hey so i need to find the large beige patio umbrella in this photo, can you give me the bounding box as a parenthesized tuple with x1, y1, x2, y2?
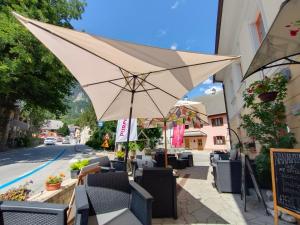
(13, 12, 239, 168)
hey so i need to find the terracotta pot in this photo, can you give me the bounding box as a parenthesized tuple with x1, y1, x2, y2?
(45, 182, 61, 191)
(258, 91, 278, 102)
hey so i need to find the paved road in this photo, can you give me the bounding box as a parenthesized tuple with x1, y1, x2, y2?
(0, 144, 78, 195)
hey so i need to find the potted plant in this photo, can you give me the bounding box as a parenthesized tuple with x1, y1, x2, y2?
(69, 159, 90, 179)
(129, 142, 139, 159)
(242, 72, 296, 188)
(0, 181, 33, 201)
(115, 150, 125, 161)
(45, 173, 65, 191)
(245, 73, 287, 103)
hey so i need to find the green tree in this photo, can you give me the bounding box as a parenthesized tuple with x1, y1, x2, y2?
(76, 104, 97, 131)
(57, 123, 69, 136)
(0, 0, 86, 148)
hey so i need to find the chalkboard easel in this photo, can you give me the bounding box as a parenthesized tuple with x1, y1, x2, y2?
(270, 148, 300, 225)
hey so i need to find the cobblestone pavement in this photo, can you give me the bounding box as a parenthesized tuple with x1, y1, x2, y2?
(152, 151, 291, 225)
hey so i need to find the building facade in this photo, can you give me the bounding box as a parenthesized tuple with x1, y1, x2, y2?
(164, 91, 231, 151)
(214, 0, 300, 153)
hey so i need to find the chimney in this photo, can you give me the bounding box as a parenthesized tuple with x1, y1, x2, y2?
(211, 88, 216, 95)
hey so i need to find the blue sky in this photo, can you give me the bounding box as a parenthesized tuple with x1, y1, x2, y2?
(71, 0, 222, 99)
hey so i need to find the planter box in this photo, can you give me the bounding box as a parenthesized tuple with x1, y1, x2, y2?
(258, 91, 278, 102)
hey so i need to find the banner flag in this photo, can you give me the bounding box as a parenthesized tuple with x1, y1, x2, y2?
(116, 118, 138, 143)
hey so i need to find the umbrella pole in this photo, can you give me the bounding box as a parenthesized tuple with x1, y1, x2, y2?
(164, 120, 168, 167)
(124, 76, 137, 171)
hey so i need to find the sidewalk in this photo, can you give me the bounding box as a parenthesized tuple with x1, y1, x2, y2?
(153, 151, 290, 225)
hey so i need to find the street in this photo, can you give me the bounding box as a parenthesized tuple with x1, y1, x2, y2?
(0, 144, 77, 195)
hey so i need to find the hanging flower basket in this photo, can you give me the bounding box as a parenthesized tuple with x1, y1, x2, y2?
(258, 91, 278, 102)
(45, 182, 61, 191)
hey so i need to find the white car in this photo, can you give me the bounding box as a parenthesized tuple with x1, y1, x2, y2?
(44, 137, 56, 145)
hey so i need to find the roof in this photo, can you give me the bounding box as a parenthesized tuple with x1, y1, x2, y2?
(41, 120, 63, 130)
(193, 91, 226, 116)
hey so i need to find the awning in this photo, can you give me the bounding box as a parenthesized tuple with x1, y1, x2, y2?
(243, 0, 300, 80)
(184, 129, 207, 137)
(13, 12, 239, 121)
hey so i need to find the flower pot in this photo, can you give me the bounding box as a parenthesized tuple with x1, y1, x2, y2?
(258, 91, 278, 102)
(45, 182, 61, 191)
(70, 170, 79, 179)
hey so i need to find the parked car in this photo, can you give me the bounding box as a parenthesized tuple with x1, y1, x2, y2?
(56, 136, 63, 142)
(44, 137, 56, 145)
(62, 137, 70, 144)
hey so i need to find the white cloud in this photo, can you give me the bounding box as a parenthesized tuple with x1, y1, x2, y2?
(170, 43, 178, 50)
(157, 29, 167, 37)
(204, 86, 223, 95)
(202, 78, 213, 85)
(171, 1, 179, 9)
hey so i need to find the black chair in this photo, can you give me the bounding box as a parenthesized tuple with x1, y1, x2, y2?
(0, 201, 68, 225)
(89, 156, 125, 172)
(75, 172, 153, 225)
(178, 152, 193, 167)
(167, 155, 187, 169)
(136, 168, 177, 219)
(154, 151, 165, 167)
(212, 159, 242, 193)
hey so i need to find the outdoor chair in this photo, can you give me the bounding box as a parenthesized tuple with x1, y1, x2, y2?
(0, 201, 68, 225)
(212, 159, 241, 193)
(89, 156, 116, 172)
(178, 152, 194, 167)
(154, 151, 165, 167)
(135, 168, 177, 219)
(167, 155, 187, 169)
(132, 158, 157, 178)
(74, 172, 153, 225)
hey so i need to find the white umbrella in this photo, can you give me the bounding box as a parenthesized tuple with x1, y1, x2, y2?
(243, 0, 300, 80)
(13, 12, 239, 168)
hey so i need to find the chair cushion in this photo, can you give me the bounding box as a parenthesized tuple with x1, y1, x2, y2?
(88, 208, 142, 225)
(86, 187, 130, 215)
(136, 159, 153, 169)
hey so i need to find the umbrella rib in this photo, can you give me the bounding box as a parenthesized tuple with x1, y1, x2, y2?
(25, 21, 134, 76)
(109, 81, 131, 92)
(136, 78, 165, 118)
(98, 77, 134, 120)
(82, 77, 127, 88)
(137, 77, 180, 100)
(137, 57, 238, 76)
(119, 68, 133, 91)
(134, 73, 150, 91)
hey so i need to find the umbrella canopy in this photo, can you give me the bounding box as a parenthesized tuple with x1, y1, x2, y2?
(13, 12, 238, 121)
(243, 0, 300, 80)
(13, 12, 238, 168)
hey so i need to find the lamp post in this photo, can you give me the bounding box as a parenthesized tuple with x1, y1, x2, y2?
(227, 127, 243, 153)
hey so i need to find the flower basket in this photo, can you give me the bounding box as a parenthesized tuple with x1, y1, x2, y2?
(45, 182, 61, 191)
(258, 91, 278, 102)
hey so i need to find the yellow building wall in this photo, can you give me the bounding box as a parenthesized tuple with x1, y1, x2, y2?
(285, 64, 300, 148)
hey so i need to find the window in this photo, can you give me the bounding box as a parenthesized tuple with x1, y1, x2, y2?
(211, 117, 223, 127)
(213, 136, 225, 145)
(185, 124, 189, 129)
(255, 13, 266, 43)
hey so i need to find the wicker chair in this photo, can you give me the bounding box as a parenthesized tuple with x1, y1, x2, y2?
(178, 152, 194, 167)
(0, 201, 68, 225)
(212, 159, 242, 193)
(75, 172, 153, 225)
(135, 168, 177, 219)
(89, 156, 117, 172)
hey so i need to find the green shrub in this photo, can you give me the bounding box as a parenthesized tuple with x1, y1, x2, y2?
(115, 150, 125, 160)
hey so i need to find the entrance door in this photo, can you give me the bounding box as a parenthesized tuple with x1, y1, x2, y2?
(184, 137, 190, 148)
(197, 138, 203, 150)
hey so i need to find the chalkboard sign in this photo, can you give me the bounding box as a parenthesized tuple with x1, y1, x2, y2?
(270, 148, 300, 225)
